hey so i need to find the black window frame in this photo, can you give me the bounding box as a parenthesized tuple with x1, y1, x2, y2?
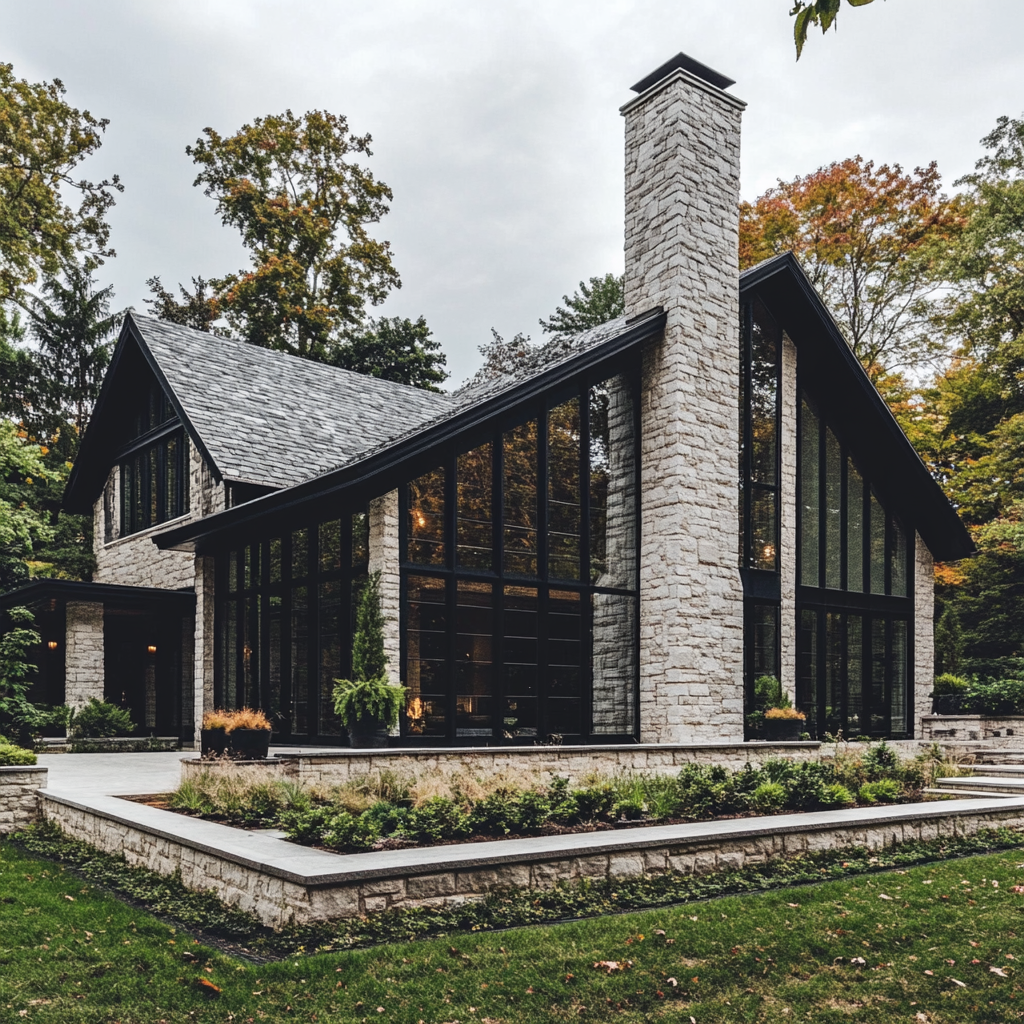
(399, 367, 642, 746)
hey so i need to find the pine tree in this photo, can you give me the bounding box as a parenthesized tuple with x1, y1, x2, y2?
(351, 571, 387, 681)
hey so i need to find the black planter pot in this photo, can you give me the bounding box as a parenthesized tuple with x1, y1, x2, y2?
(348, 717, 390, 748)
(932, 694, 964, 716)
(200, 728, 228, 756)
(227, 728, 271, 760)
(765, 718, 805, 742)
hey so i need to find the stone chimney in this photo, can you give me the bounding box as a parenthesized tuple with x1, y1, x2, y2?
(622, 53, 746, 743)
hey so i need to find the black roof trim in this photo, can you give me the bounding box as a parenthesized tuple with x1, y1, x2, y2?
(0, 579, 196, 611)
(631, 52, 735, 94)
(155, 308, 667, 553)
(741, 252, 974, 563)
(63, 313, 221, 514)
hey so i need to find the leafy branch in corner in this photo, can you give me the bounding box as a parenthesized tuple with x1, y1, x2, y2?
(791, 0, 880, 60)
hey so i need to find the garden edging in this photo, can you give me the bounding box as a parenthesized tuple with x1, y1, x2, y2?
(38, 786, 1024, 929)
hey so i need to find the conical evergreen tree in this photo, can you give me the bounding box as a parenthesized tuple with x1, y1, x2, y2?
(351, 571, 387, 681)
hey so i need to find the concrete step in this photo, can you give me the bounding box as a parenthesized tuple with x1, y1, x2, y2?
(967, 764, 1024, 776)
(935, 776, 1024, 796)
(922, 787, 1020, 800)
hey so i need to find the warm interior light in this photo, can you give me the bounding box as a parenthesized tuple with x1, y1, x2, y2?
(47, 640, 58, 650)
(147, 644, 157, 654)
(762, 544, 776, 561)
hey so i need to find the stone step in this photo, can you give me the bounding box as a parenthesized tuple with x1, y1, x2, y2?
(967, 764, 1024, 776)
(922, 787, 1020, 800)
(936, 776, 1024, 796)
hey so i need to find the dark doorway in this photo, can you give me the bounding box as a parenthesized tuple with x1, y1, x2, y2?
(104, 608, 185, 737)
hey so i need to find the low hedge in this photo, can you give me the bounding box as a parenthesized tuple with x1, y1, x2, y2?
(0, 743, 37, 766)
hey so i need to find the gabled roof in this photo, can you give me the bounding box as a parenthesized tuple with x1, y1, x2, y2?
(63, 313, 453, 512)
(154, 307, 667, 552)
(741, 252, 973, 563)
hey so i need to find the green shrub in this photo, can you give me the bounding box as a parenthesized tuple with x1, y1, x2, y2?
(749, 781, 786, 814)
(571, 783, 616, 823)
(961, 678, 1024, 716)
(362, 800, 408, 836)
(321, 810, 381, 851)
(281, 806, 334, 845)
(402, 797, 470, 843)
(932, 673, 970, 696)
(168, 780, 214, 815)
(753, 674, 790, 710)
(862, 741, 902, 781)
(859, 779, 901, 804)
(819, 783, 856, 808)
(784, 761, 837, 811)
(69, 698, 135, 738)
(613, 796, 646, 821)
(0, 743, 36, 766)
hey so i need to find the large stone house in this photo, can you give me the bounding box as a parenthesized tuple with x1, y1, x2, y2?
(3, 52, 972, 747)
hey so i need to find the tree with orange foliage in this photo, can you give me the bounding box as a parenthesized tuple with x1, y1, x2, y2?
(740, 156, 963, 374)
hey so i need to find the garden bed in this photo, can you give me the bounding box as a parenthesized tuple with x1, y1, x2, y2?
(164, 743, 970, 855)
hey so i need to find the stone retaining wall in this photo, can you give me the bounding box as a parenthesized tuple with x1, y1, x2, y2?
(0, 766, 47, 835)
(922, 715, 1024, 746)
(40, 788, 1024, 930)
(181, 741, 822, 787)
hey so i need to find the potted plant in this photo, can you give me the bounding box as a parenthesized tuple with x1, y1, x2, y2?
(333, 572, 406, 748)
(225, 707, 272, 759)
(200, 709, 231, 756)
(931, 673, 969, 716)
(747, 675, 784, 739)
(764, 706, 807, 741)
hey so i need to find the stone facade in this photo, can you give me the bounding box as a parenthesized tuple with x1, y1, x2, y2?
(42, 787, 1024, 928)
(779, 334, 799, 703)
(921, 715, 1024, 746)
(914, 532, 935, 738)
(64, 602, 105, 709)
(369, 489, 402, 689)
(192, 555, 215, 742)
(623, 67, 746, 742)
(0, 767, 47, 835)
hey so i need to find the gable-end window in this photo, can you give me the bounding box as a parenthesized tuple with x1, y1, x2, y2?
(119, 382, 189, 536)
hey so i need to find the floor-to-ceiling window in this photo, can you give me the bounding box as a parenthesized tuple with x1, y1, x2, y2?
(739, 299, 782, 725)
(216, 511, 369, 740)
(797, 395, 913, 738)
(403, 369, 640, 744)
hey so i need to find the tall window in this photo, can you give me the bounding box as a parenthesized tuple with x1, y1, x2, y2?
(798, 393, 913, 738)
(740, 299, 782, 727)
(119, 382, 189, 535)
(403, 370, 639, 744)
(217, 511, 369, 739)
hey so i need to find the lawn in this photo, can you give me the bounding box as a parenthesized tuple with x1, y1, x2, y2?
(2, 840, 1023, 1023)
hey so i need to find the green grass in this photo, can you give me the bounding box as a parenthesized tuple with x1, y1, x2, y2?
(3, 839, 1024, 1022)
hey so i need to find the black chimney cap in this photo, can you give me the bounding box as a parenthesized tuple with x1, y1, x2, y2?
(630, 52, 735, 94)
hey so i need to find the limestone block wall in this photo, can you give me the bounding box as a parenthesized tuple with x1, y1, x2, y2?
(0, 767, 46, 834)
(93, 439, 224, 590)
(914, 534, 935, 737)
(622, 66, 746, 742)
(779, 334, 799, 703)
(369, 490, 401, 688)
(191, 554, 215, 742)
(65, 602, 105, 708)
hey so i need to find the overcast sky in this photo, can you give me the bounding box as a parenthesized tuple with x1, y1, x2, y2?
(6, 1, 1023, 385)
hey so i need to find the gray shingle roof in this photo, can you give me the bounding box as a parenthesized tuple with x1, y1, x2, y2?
(131, 313, 454, 489)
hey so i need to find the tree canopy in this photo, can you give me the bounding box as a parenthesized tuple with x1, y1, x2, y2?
(538, 273, 624, 341)
(144, 275, 225, 335)
(330, 315, 448, 391)
(188, 109, 400, 362)
(739, 156, 963, 373)
(0, 63, 122, 306)
(791, 0, 880, 60)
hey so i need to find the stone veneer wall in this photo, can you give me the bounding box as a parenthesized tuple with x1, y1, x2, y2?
(914, 533, 935, 738)
(191, 555, 215, 742)
(92, 439, 223, 589)
(0, 767, 47, 835)
(369, 490, 401, 690)
(622, 68, 746, 742)
(42, 789, 1024, 928)
(181, 742, 822, 788)
(64, 602, 105, 708)
(921, 715, 1024, 745)
(779, 333, 799, 703)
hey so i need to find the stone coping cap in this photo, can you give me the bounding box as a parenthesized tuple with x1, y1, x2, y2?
(923, 715, 1023, 721)
(40, 788, 1024, 890)
(247, 741, 822, 762)
(0, 765, 46, 774)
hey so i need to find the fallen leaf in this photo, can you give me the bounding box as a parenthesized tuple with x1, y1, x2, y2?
(878, 894, 894, 901)
(63, 895, 74, 901)
(850, 957, 867, 966)
(990, 967, 1009, 978)
(945, 959, 956, 966)
(970, 941, 980, 947)
(924, 970, 934, 976)
(654, 929, 666, 936)
(1011, 885, 1024, 894)
(950, 978, 967, 988)
(195, 978, 221, 997)
(666, 977, 678, 987)
(787, 903, 800, 908)
(593, 960, 632, 974)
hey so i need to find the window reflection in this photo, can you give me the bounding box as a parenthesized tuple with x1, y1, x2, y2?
(548, 398, 581, 580)
(408, 467, 445, 566)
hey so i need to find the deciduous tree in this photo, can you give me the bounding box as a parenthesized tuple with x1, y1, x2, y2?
(188, 109, 400, 362)
(0, 63, 122, 305)
(791, 0, 881, 60)
(144, 275, 225, 335)
(739, 156, 963, 373)
(331, 315, 447, 391)
(539, 273, 624, 341)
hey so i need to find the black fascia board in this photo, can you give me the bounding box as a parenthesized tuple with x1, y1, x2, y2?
(62, 312, 222, 515)
(0, 578, 195, 611)
(155, 308, 667, 554)
(741, 253, 974, 563)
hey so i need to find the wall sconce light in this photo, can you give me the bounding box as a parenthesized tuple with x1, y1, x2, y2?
(147, 644, 157, 655)
(47, 640, 58, 650)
